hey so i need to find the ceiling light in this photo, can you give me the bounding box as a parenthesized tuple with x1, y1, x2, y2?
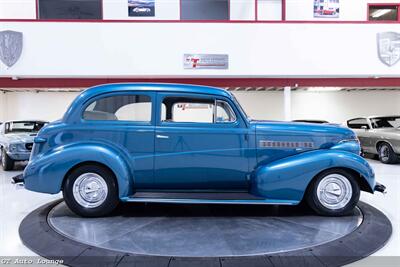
(307, 87, 342, 92)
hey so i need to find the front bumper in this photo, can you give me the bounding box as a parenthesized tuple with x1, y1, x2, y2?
(7, 151, 31, 161)
(374, 182, 387, 194)
(11, 173, 24, 184)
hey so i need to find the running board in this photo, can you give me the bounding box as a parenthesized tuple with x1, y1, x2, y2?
(132, 192, 265, 200)
(122, 192, 299, 205)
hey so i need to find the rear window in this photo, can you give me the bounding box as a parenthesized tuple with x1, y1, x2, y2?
(83, 94, 152, 122)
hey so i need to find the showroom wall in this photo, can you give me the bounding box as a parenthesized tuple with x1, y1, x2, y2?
(2, 22, 400, 78)
(1, 90, 399, 124)
(0, 92, 79, 122)
(0, 93, 5, 122)
(233, 91, 285, 121)
(234, 91, 400, 123)
(291, 91, 400, 123)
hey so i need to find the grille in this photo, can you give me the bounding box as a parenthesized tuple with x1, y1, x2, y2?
(259, 140, 314, 149)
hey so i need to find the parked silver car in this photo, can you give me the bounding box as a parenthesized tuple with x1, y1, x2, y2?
(0, 120, 48, 171)
(347, 116, 400, 164)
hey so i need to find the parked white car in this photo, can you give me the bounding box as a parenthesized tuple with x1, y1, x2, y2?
(0, 120, 48, 170)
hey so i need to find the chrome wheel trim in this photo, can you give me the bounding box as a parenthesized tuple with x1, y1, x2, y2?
(72, 173, 108, 208)
(316, 173, 353, 210)
(379, 145, 389, 162)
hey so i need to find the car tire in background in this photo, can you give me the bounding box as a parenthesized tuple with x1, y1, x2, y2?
(306, 168, 360, 216)
(1, 148, 15, 171)
(378, 142, 398, 164)
(63, 164, 119, 217)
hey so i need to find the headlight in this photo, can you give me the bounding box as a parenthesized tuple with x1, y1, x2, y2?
(339, 138, 360, 145)
(8, 144, 18, 152)
(332, 139, 361, 155)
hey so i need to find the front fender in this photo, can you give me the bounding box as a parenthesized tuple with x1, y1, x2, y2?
(23, 142, 133, 198)
(251, 150, 375, 202)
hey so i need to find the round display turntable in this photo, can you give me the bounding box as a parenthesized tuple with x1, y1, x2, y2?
(20, 200, 391, 267)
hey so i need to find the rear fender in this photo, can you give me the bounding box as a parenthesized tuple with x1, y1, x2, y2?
(23, 142, 133, 198)
(251, 150, 375, 202)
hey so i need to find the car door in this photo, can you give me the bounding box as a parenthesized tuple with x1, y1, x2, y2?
(153, 92, 250, 190)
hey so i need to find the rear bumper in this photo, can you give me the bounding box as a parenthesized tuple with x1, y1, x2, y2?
(374, 182, 387, 194)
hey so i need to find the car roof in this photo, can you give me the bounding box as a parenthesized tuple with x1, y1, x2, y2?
(347, 116, 400, 121)
(81, 83, 233, 99)
(367, 115, 400, 119)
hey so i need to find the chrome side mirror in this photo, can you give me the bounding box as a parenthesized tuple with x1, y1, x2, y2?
(361, 125, 368, 131)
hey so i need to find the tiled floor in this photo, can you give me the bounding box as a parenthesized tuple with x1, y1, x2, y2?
(0, 159, 398, 264)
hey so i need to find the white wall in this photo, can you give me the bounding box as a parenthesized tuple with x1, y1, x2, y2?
(0, 93, 5, 122)
(258, 0, 282, 21)
(0, 91, 286, 122)
(292, 91, 400, 124)
(233, 91, 285, 120)
(2, 22, 400, 78)
(0, 0, 36, 19)
(236, 90, 400, 124)
(0, 92, 79, 122)
(103, 0, 180, 20)
(1, 90, 399, 125)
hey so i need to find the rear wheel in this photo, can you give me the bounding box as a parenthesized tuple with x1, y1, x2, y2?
(1, 148, 15, 171)
(378, 143, 398, 164)
(63, 165, 119, 217)
(306, 169, 360, 216)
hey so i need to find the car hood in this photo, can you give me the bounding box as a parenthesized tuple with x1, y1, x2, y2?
(253, 120, 356, 141)
(251, 120, 357, 164)
(3, 133, 37, 144)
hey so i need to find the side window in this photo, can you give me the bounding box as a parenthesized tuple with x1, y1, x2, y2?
(83, 94, 151, 122)
(347, 118, 369, 129)
(216, 100, 236, 123)
(161, 97, 236, 124)
(162, 97, 214, 123)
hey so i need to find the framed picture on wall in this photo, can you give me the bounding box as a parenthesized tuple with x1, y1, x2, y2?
(128, 0, 155, 17)
(313, 0, 339, 18)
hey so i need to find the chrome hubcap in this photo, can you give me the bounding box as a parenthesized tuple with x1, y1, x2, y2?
(379, 145, 389, 161)
(317, 174, 352, 210)
(73, 173, 108, 208)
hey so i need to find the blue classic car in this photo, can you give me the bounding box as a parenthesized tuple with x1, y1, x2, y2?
(22, 83, 385, 217)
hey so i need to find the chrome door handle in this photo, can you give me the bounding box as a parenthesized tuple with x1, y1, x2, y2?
(156, 134, 169, 139)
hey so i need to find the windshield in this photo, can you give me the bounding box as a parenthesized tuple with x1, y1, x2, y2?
(231, 94, 250, 121)
(370, 117, 400, 129)
(4, 121, 47, 134)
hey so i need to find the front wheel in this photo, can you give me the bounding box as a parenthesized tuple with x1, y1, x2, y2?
(378, 143, 398, 164)
(63, 165, 119, 217)
(306, 169, 360, 216)
(1, 148, 15, 171)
